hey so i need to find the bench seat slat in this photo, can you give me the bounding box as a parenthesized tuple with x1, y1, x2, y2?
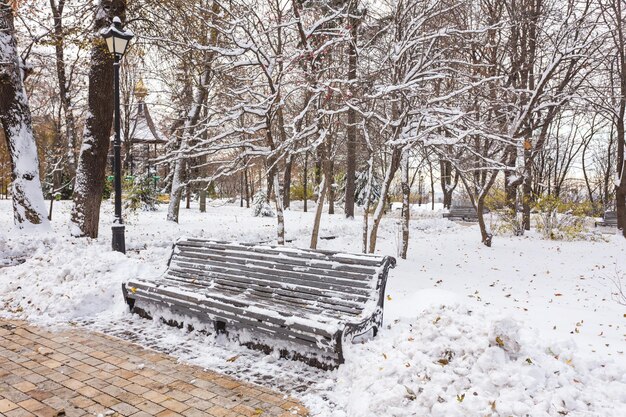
(131, 278, 355, 327)
(132, 294, 334, 352)
(153, 274, 363, 317)
(160, 271, 364, 316)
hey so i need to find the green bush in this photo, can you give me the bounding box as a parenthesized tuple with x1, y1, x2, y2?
(102, 178, 112, 200)
(124, 173, 159, 213)
(290, 182, 314, 201)
(533, 195, 588, 240)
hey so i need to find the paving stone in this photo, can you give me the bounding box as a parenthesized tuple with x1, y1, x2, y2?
(4, 408, 36, 417)
(0, 398, 19, 412)
(0, 320, 308, 417)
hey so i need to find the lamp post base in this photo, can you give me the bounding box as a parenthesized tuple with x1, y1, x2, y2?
(112, 224, 126, 254)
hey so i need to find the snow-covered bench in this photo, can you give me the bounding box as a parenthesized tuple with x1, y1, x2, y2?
(122, 238, 396, 369)
(595, 211, 617, 227)
(443, 205, 489, 221)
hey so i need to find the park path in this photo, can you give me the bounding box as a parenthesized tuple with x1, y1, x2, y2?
(0, 320, 307, 417)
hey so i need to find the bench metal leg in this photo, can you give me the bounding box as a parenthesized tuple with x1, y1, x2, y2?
(214, 320, 227, 335)
(334, 330, 344, 365)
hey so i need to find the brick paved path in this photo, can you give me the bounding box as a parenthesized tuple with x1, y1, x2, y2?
(0, 320, 307, 417)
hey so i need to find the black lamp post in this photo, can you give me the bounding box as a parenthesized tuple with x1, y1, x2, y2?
(101, 16, 133, 254)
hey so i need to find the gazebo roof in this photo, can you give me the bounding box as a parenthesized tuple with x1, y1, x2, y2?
(128, 80, 168, 145)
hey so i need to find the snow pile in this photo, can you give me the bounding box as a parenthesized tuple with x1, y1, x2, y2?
(320, 304, 626, 417)
(0, 234, 165, 324)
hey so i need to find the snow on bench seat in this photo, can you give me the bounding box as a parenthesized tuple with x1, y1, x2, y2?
(123, 238, 396, 369)
(595, 211, 617, 227)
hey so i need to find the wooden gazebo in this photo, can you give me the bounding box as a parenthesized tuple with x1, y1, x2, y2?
(126, 79, 168, 175)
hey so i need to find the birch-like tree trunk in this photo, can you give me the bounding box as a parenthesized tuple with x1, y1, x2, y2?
(310, 173, 327, 250)
(167, 0, 219, 222)
(368, 147, 401, 253)
(273, 174, 285, 244)
(362, 150, 374, 254)
(0, 1, 49, 228)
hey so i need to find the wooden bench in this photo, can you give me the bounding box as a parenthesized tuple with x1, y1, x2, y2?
(595, 211, 618, 227)
(122, 239, 396, 369)
(443, 206, 489, 221)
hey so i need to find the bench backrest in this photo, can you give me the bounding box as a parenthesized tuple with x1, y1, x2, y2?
(449, 206, 476, 213)
(163, 239, 395, 318)
(605, 211, 617, 220)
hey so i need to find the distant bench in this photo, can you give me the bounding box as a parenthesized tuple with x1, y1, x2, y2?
(443, 206, 490, 221)
(122, 239, 396, 369)
(595, 211, 617, 228)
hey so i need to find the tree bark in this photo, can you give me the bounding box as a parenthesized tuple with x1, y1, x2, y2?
(70, 0, 126, 237)
(328, 156, 334, 215)
(273, 174, 285, 245)
(439, 158, 457, 209)
(399, 149, 410, 259)
(282, 154, 292, 209)
(368, 147, 401, 253)
(199, 188, 206, 212)
(522, 148, 532, 230)
(344, 8, 359, 219)
(167, 0, 219, 222)
(303, 151, 308, 212)
(617, 120, 625, 234)
(50, 0, 78, 178)
(244, 166, 250, 208)
(362, 150, 374, 253)
(0, 1, 49, 227)
(310, 172, 327, 250)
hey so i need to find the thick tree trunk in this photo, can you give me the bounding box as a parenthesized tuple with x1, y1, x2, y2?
(344, 13, 358, 219)
(399, 150, 410, 259)
(328, 158, 334, 215)
(240, 171, 244, 207)
(477, 196, 493, 247)
(71, 0, 125, 237)
(199, 188, 206, 212)
(439, 159, 457, 209)
(617, 120, 625, 234)
(244, 166, 250, 208)
(0, 1, 49, 227)
(521, 147, 533, 230)
(303, 151, 308, 212)
(368, 147, 401, 253)
(283, 154, 292, 209)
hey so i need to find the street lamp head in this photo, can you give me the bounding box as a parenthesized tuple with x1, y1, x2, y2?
(101, 16, 134, 57)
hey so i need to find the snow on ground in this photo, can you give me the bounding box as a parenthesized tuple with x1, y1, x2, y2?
(0, 198, 625, 416)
